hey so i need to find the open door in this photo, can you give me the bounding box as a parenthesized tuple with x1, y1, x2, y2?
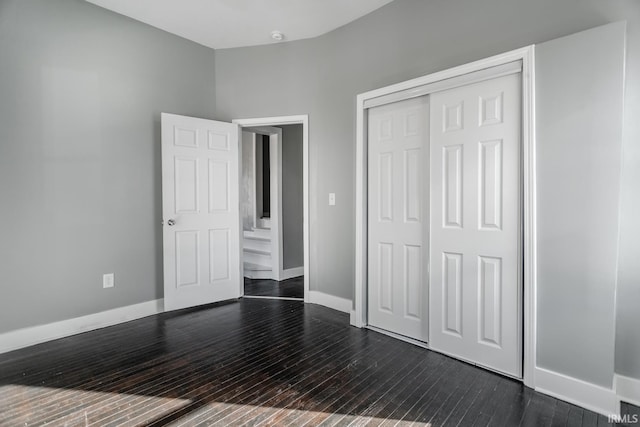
(161, 113, 241, 311)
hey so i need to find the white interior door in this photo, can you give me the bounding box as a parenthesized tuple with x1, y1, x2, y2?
(161, 113, 241, 311)
(368, 97, 429, 342)
(429, 73, 522, 377)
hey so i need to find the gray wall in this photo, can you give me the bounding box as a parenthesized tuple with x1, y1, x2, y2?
(280, 124, 304, 270)
(0, 0, 216, 333)
(240, 131, 255, 230)
(536, 23, 625, 388)
(214, 0, 640, 382)
(2, 0, 638, 388)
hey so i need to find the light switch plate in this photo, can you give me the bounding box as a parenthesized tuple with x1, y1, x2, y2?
(329, 193, 336, 206)
(103, 273, 114, 289)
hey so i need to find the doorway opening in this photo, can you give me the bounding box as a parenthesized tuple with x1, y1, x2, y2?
(234, 116, 310, 302)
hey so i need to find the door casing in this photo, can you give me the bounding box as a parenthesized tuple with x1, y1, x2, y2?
(353, 46, 536, 388)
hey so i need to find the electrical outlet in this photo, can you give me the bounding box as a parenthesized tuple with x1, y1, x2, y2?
(103, 273, 114, 289)
(329, 193, 336, 206)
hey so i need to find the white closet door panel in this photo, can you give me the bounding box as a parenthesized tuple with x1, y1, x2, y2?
(429, 73, 522, 377)
(368, 97, 429, 342)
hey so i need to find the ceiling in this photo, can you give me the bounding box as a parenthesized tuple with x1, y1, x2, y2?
(86, 0, 394, 50)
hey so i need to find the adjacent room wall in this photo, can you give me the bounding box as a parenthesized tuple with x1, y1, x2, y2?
(280, 124, 304, 270)
(213, 0, 640, 384)
(240, 131, 255, 230)
(0, 0, 216, 333)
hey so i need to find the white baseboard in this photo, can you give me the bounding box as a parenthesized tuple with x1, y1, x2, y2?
(281, 267, 304, 280)
(0, 299, 164, 355)
(535, 367, 618, 416)
(615, 374, 640, 407)
(308, 291, 351, 314)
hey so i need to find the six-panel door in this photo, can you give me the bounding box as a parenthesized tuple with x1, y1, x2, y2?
(162, 113, 240, 311)
(429, 73, 522, 377)
(368, 97, 430, 342)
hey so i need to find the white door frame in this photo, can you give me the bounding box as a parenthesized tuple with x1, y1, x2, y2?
(353, 46, 537, 388)
(234, 115, 310, 303)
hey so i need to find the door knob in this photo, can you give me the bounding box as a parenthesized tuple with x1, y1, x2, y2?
(167, 219, 176, 226)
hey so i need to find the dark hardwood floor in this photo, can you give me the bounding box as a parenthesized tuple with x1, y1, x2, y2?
(0, 299, 612, 426)
(244, 276, 304, 299)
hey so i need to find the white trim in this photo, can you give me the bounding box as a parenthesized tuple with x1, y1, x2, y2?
(252, 132, 258, 229)
(308, 291, 351, 314)
(281, 266, 304, 280)
(358, 47, 533, 101)
(353, 46, 536, 386)
(0, 299, 164, 355)
(535, 367, 619, 416)
(363, 61, 522, 109)
(616, 374, 640, 407)
(233, 115, 310, 303)
(354, 93, 367, 328)
(521, 45, 537, 389)
(237, 124, 246, 298)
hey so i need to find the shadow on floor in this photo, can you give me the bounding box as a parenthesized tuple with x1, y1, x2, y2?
(0, 298, 612, 426)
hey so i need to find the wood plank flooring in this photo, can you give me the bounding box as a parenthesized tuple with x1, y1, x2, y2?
(244, 277, 304, 299)
(0, 298, 613, 426)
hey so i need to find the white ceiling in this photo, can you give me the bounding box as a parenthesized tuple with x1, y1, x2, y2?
(86, 0, 394, 49)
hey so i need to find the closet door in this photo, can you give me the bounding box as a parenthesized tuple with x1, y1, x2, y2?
(429, 73, 522, 377)
(368, 97, 429, 342)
